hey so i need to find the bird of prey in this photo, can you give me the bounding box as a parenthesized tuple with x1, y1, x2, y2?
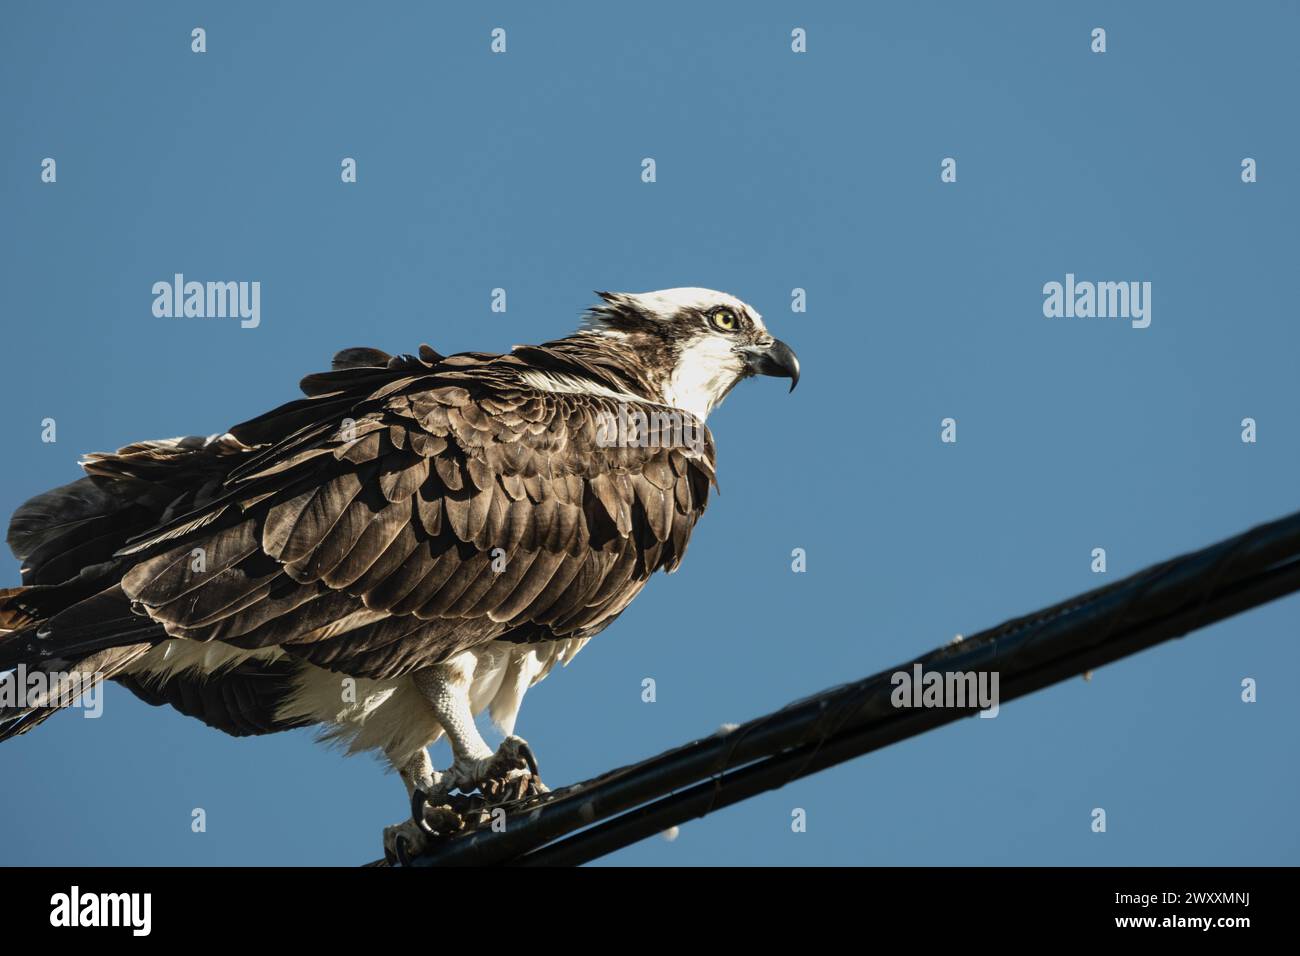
(0, 288, 799, 859)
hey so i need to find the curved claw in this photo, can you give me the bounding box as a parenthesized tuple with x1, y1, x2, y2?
(394, 834, 412, 868)
(410, 787, 435, 836)
(515, 739, 540, 778)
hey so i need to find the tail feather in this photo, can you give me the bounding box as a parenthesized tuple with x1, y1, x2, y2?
(0, 585, 165, 672)
(3, 470, 181, 740)
(0, 641, 153, 742)
(0, 587, 163, 741)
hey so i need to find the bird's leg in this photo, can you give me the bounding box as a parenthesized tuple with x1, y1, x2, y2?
(383, 653, 547, 864)
(412, 653, 547, 804)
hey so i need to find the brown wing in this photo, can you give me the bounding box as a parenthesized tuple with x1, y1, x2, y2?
(117, 349, 716, 680)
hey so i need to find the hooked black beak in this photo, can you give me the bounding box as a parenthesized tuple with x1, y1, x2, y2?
(740, 339, 800, 392)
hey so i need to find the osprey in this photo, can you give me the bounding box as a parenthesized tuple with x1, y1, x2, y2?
(0, 288, 799, 859)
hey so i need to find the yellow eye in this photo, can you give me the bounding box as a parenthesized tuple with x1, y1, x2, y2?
(711, 309, 737, 331)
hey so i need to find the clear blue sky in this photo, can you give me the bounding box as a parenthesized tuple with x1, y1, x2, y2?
(1, 1, 1296, 866)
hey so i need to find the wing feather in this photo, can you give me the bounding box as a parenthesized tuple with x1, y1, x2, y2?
(117, 349, 716, 679)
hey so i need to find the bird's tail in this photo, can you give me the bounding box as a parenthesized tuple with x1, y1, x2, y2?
(1, 456, 201, 740)
(0, 640, 153, 741)
(0, 585, 163, 742)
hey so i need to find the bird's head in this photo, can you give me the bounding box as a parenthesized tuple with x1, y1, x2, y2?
(584, 288, 800, 420)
